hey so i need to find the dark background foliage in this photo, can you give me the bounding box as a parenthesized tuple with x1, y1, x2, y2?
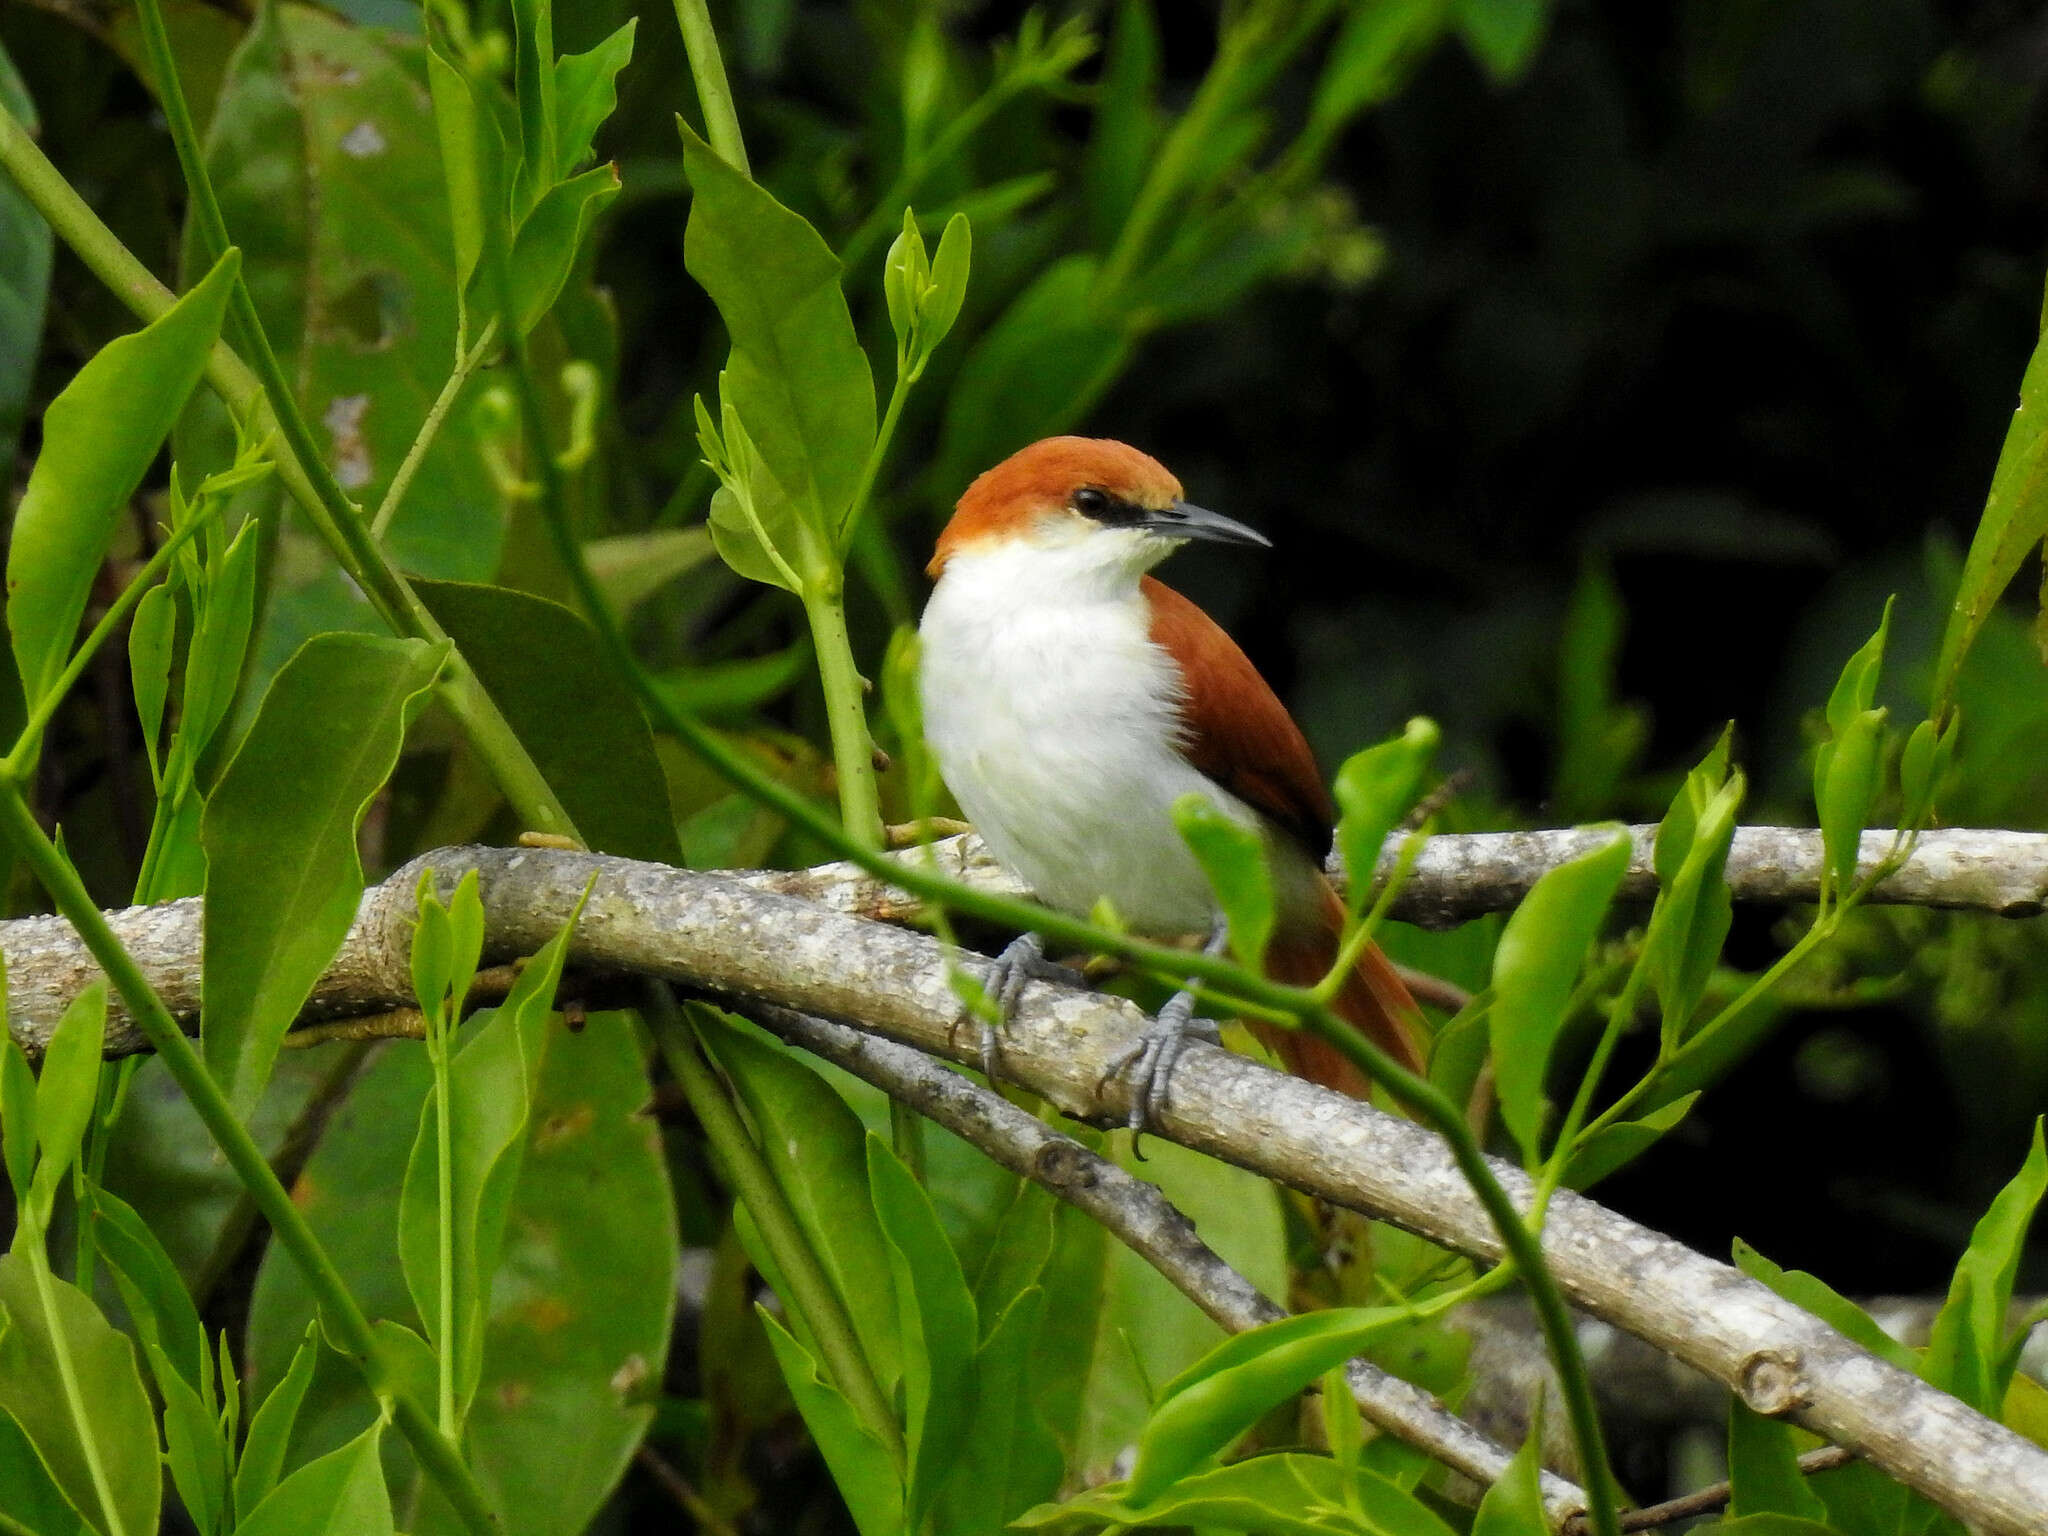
(7, 0, 2048, 1433)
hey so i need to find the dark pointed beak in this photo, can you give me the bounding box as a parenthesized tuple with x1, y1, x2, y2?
(1138, 500, 1272, 548)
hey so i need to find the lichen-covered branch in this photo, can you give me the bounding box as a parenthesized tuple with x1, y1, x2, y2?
(744, 1001, 1590, 1523)
(6, 842, 2046, 1534)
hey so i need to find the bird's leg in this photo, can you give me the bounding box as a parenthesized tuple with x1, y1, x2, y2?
(972, 933, 1087, 1080)
(1100, 915, 1231, 1147)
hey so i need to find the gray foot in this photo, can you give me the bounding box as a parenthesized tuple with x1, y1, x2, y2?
(974, 933, 1085, 1080)
(1099, 987, 1223, 1150)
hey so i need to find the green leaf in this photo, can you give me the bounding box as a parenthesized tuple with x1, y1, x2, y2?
(1898, 715, 1958, 831)
(1923, 1119, 2048, 1415)
(0, 1253, 162, 1536)
(1696, 1519, 1847, 1536)
(0, 38, 52, 492)
(582, 527, 716, 613)
(1565, 1091, 1698, 1189)
(425, 46, 500, 309)
(1332, 718, 1441, 920)
(414, 580, 683, 863)
(1311, 0, 1447, 133)
(127, 581, 177, 790)
(1, 1022, 33, 1209)
(1017, 1452, 1457, 1536)
(696, 1016, 902, 1394)
(234, 1323, 318, 1517)
(508, 0, 558, 218)
(868, 1134, 978, 1525)
(1490, 827, 1632, 1164)
(201, 634, 446, 1117)
(176, 520, 260, 766)
(1126, 1306, 1408, 1506)
(134, 1324, 228, 1536)
(1818, 708, 1885, 896)
(1472, 1416, 1548, 1536)
(244, 1015, 675, 1536)
(399, 886, 589, 1413)
(507, 163, 621, 335)
(1455, 0, 1550, 81)
(678, 121, 877, 540)
(1728, 1398, 1832, 1522)
(0, 1404, 88, 1536)
(884, 210, 930, 358)
(919, 213, 973, 361)
(1732, 1239, 1913, 1370)
(1825, 601, 1893, 735)
(7, 251, 234, 707)
(87, 1187, 207, 1398)
(235, 1419, 390, 1536)
(757, 1308, 905, 1536)
(1172, 794, 1275, 968)
(553, 21, 636, 179)
(933, 1287, 1064, 1536)
(26, 985, 106, 1232)
(1934, 276, 2048, 713)
(1644, 747, 1743, 1041)
(200, 6, 511, 578)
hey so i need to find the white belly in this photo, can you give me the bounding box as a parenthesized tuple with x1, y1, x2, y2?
(920, 549, 1256, 936)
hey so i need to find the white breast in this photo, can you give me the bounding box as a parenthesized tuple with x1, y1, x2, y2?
(919, 539, 1249, 936)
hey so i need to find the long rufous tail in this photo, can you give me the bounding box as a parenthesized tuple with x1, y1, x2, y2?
(1252, 883, 1427, 1096)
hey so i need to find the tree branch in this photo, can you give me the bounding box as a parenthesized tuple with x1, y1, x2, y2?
(741, 1000, 1590, 1523)
(6, 841, 2047, 1534)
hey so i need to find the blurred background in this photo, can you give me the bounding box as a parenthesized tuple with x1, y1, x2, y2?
(5, 0, 2048, 1431)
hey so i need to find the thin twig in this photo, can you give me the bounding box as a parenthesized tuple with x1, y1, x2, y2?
(633, 1443, 742, 1536)
(1563, 1445, 1856, 1534)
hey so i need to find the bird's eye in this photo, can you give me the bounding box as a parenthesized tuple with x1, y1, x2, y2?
(1072, 487, 1111, 517)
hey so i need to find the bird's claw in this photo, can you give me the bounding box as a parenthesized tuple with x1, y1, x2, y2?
(971, 934, 1085, 1081)
(1098, 987, 1221, 1153)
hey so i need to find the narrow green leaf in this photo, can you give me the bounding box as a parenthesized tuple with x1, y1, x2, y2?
(0, 37, 53, 493)
(1644, 754, 1743, 1042)
(883, 210, 929, 356)
(1564, 1092, 1699, 1189)
(758, 1308, 905, 1536)
(1728, 1398, 1832, 1522)
(233, 1323, 317, 1517)
(426, 46, 497, 305)
(1311, 0, 1446, 131)
(1, 1024, 33, 1208)
(552, 20, 636, 179)
(507, 163, 621, 335)
(1732, 1239, 1914, 1369)
(176, 521, 259, 764)
(1490, 828, 1632, 1164)
(1332, 717, 1440, 920)
(201, 634, 446, 1117)
(8, 251, 235, 707)
(1923, 1119, 2048, 1415)
(88, 1186, 207, 1397)
(868, 1133, 978, 1525)
(678, 121, 877, 536)
(410, 871, 456, 1024)
(414, 580, 683, 863)
(919, 213, 973, 359)
(1826, 601, 1893, 735)
(507, 0, 558, 217)
(135, 1326, 228, 1536)
(1127, 1306, 1407, 1505)
(234, 1418, 391, 1536)
(1472, 1415, 1548, 1536)
(1172, 793, 1275, 968)
(127, 582, 176, 791)
(0, 1404, 87, 1536)
(1818, 709, 1885, 895)
(1017, 1451, 1456, 1536)
(0, 1253, 161, 1536)
(27, 985, 106, 1231)
(1933, 284, 2048, 713)
(932, 1288, 1064, 1535)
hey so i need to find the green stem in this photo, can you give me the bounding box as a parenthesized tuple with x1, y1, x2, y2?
(24, 1245, 130, 1536)
(672, 0, 749, 174)
(838, 85, 1018, 274)
(1533, 958, 1650, 1221)
(800, 577, 885, 850)
(0, 86, 576, 845)
(649, 995, 905, 1467)
(0, 783, 503, 1536)
(373, 318, 500, 542)
(837, 364, 914, 558)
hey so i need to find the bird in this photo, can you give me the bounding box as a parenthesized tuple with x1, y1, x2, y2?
(917, 435, 1425, 1127)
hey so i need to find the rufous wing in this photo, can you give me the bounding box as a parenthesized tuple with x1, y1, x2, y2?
(1143, 576, 1427, 1085)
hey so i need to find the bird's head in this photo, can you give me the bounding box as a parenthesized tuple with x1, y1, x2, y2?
(928, 436, 1269, 580)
